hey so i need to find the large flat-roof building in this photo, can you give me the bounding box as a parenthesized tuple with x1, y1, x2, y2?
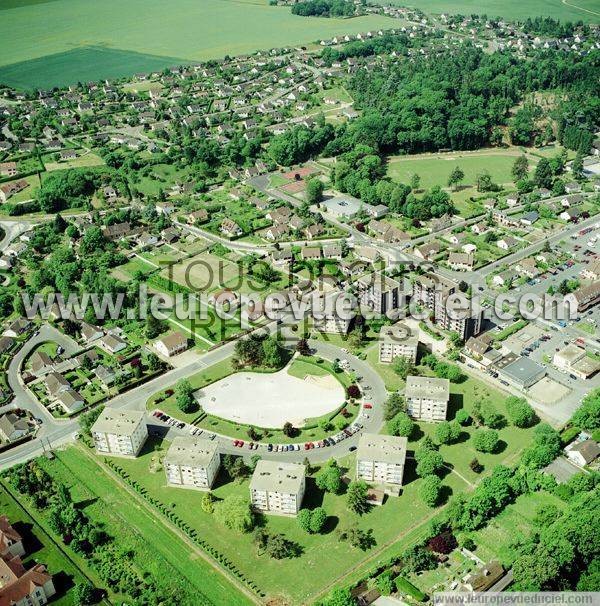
(356, 434, 407, 495)
(497, 356, 546, 390)
(250, 460, 305, 516)
(164, 436, 220, 490)
(378, 323, 419, 364)
(91, 409, 147, 457)
(405, 375, 450, 422)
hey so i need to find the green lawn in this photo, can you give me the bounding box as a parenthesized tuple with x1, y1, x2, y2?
(387, 151, 524, 190)
(81, 439, 468, 605)
(287, 358, 330, 379)
(0, 0, 397, 89)
(373, 0, 599, 21)
(411, 375, 538, 484)
(0, 483, 89, 605)
(36, 447, 253, 606)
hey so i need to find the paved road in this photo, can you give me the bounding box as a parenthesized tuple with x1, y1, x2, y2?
(0, 317, 387, 468)
(0, 220, 34, 252)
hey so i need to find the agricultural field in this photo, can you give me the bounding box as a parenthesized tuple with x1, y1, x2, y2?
(0, 0, 397, 89)
(373, 0, 600, 22)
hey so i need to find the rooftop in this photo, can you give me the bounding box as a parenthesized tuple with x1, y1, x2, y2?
(357, 433, 407, 465)
(164, 436, 219, 467)
(91, 408, 145, 436)
(250, 459, 305, 494)
(405, 375, 450, 401)
(379, 323, 419, 346)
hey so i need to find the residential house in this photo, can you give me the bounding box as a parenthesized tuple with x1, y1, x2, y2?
(566, 440, 600, 467)
(155, 331, 188, 357)
(447, 252, 474, 271)
(220, 218, 243, 237)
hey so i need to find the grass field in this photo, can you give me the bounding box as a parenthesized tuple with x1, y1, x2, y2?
(373, 0, 600, 22)
(386, 150, 529, 190)
(38, 447, 253, 606)
(75, 439, 467, 605)
(0, 0, 397, 89)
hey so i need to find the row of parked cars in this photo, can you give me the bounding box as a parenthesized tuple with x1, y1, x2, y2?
(152, 409, 216, 439)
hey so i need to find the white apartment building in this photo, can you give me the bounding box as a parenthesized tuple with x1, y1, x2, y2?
(91, 409, 147, 457)
(378, 324, 419, 364)
(164, 436, 220, 490)
(314, 313, 352, 334)
(356, 433, 407, 494)
(250, 460, 305, 516)
(405, 375, 450, 422)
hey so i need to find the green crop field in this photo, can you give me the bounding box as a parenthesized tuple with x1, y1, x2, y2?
(0, 0, 397, 89)
(372, 0, 600, 22)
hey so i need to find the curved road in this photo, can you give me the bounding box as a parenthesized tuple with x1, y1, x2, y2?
(0, 320, 388, 469)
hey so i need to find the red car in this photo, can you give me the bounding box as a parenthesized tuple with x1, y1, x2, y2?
(364, 403, 373, 409)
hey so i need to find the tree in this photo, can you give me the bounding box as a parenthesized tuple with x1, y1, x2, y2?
(392, 356, 415, 380)
(447, 166, 465, 191)
(338, 527, 375, 551)
(435, 420, 461, 445)
(506, 396, 537, 428)
(415, 448, 444, 477)
(384, 392, 404, 421)
(534, 158, 553, 189)
(401, 545, 437, 573)
(315, 459, 343, 494)
(145, 314, 164, 339)
(472, 429, 499, 453)
(296, 338, 311, 356)
(347, 480, 370, 514)
(571, 390, 600, 431)
(455, 409, 471, 426)
(72, 582, 96, 606)
(512, 155, 529, 182)
(388, 412, 415, 438)
(476, 171, 495, 192)
(306, 177, 325, 204)
(201, 492, 215, 514)
(571, 152, 584, 180)
(282, 421, 298, 438)
(262, 336, 285, 368)
(298, 507, 328, 533)
(410, 173, 421, 192)
(420, 474, 442, 507)
(321, 587, 356, 606)
(428, 532, 457, 554)
(175, 379, 197, 414)
(213, 495, 254, 533)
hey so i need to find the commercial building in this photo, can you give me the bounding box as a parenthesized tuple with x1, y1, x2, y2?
(164, 436, 220, 490)
(405, 375, 450, 422)
(378, 324, 419, 364)
(497, 356, 546, 390)
(250, 460, 305, 516)
(91, 409, 148, 457)
(356, 433, 407, 494)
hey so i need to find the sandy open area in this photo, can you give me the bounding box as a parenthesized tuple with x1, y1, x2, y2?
(195, 365, 344, 428)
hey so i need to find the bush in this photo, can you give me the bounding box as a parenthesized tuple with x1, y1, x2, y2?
(455, 409, 471, 426)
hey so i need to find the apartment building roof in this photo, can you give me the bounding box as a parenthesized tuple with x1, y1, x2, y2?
(91, 408, 145, 436)
(250, 459, 305, 494)
(164, 436, 219, 467)
(357, 433, 407, 465)
(379, 323, 419, 346)
(405, 375, 450, 402)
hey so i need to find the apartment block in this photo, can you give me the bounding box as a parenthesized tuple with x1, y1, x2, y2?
(250, 460, 305, 516)
(91, 409, 148, 457)
(314, 313, 352, 334)
(356, 433, 407, 494)
(412, 273, 482, 340)
(357, 274, 403, 315)
(378, 323, 419, 364)
(405, 375, 450, 422)
(164, 436, 220, 490)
